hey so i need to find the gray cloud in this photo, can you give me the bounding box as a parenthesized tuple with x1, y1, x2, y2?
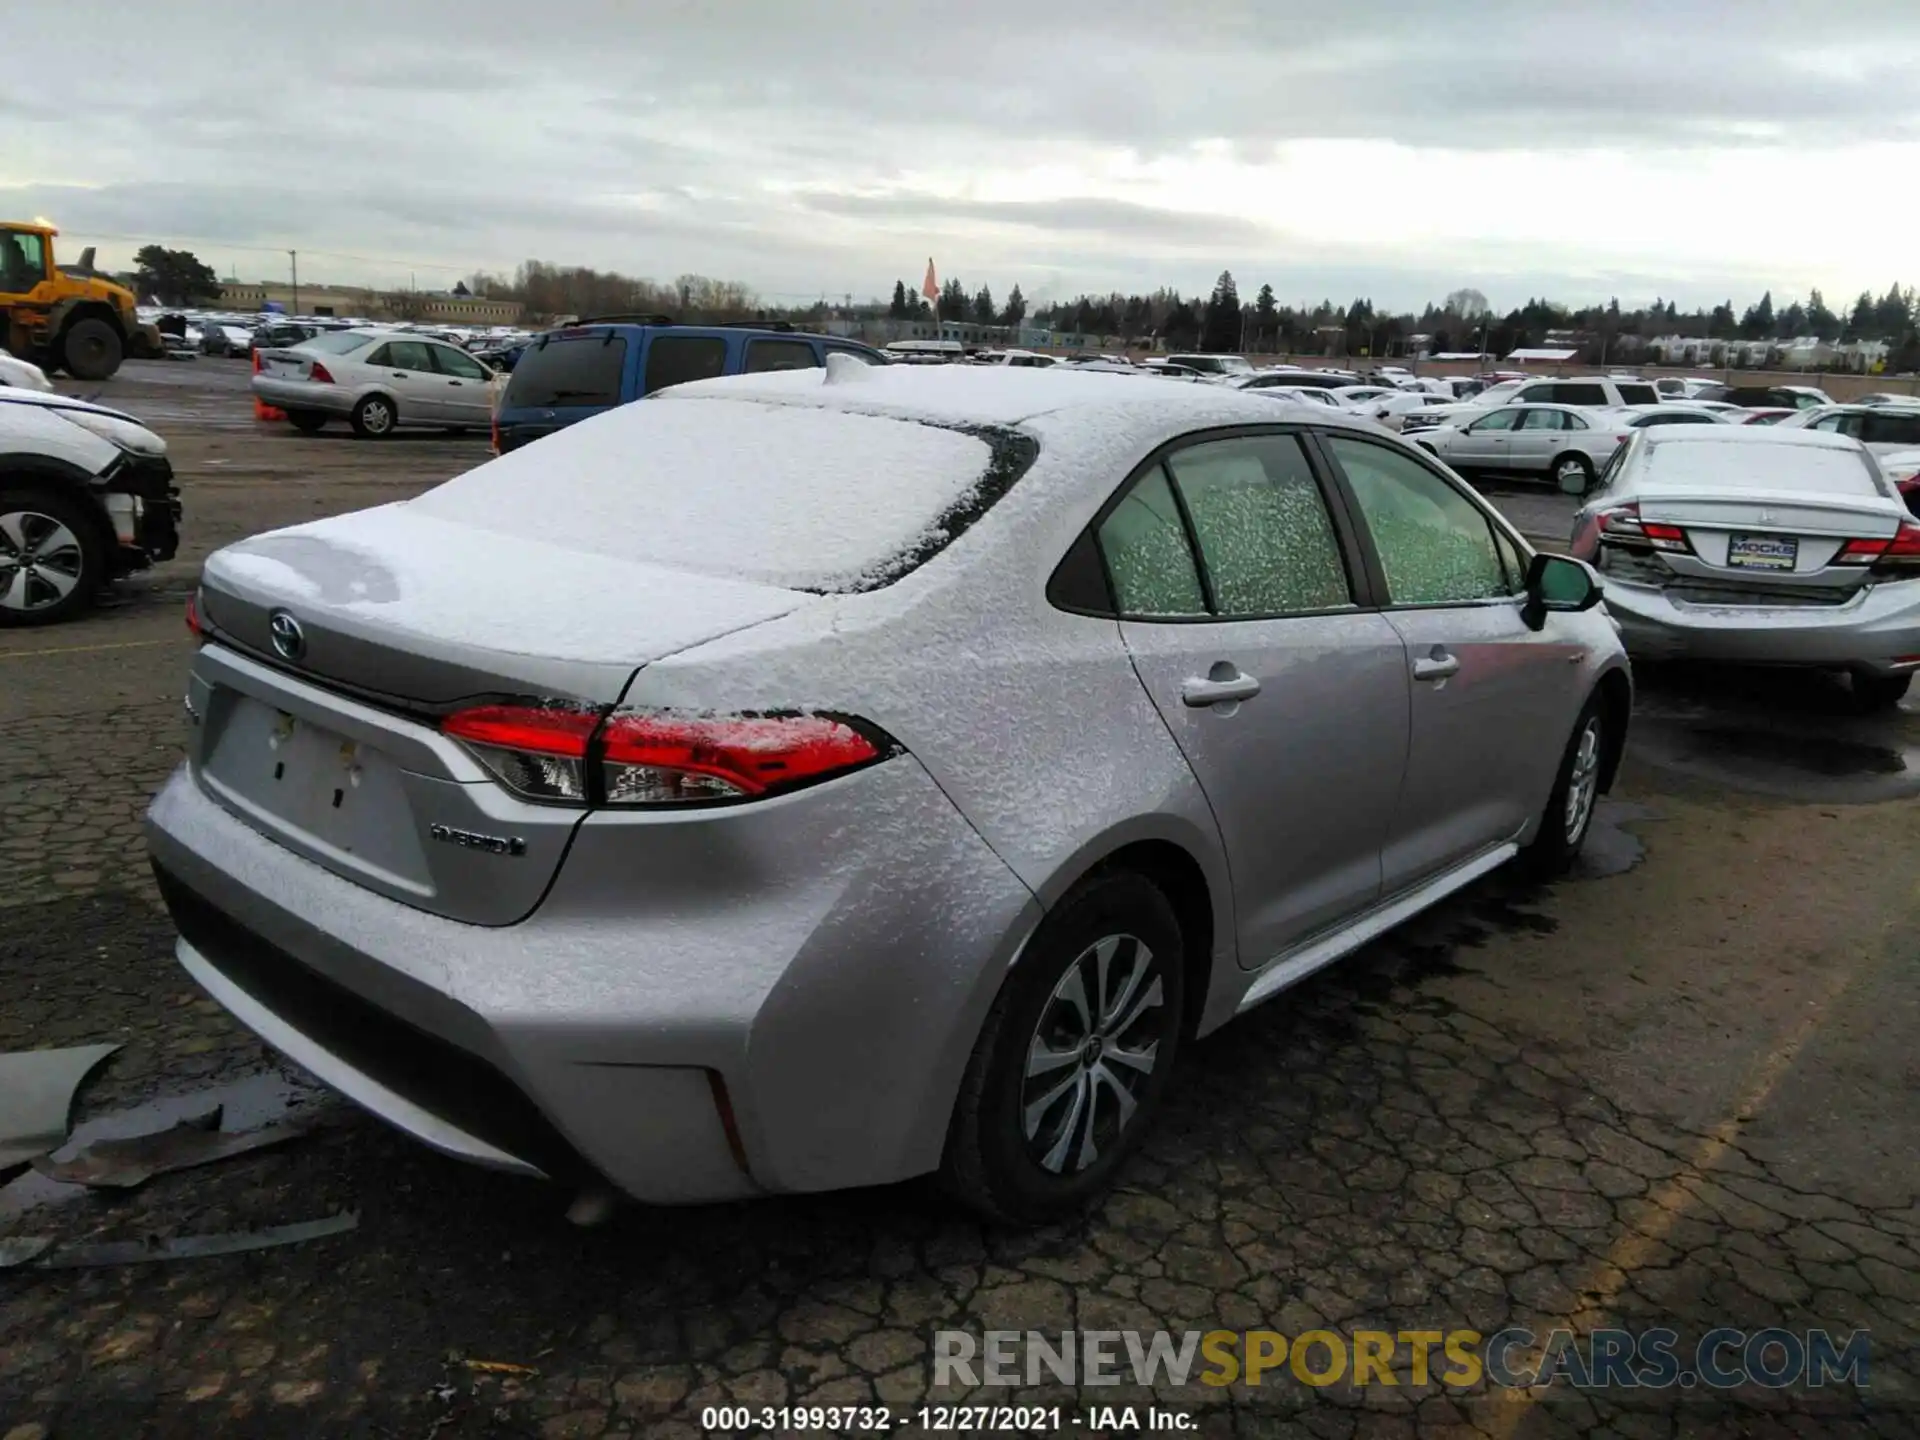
(5, 0, 1919, 308)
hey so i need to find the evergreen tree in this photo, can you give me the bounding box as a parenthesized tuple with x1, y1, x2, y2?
(888, 280, 910, 319)
(1000, 284, 1027, 327)
(1253, 283, 1278, 350)
(1200, 271, 1241, 352)
(971, 285, 995, 325)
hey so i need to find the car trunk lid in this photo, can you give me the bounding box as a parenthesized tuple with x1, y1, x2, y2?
(191, 507, 813, 924)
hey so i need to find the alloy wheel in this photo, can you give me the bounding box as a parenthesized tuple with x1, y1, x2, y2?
(1564, 715, 1602, 843)
(1021, 933, 1167, 1175)
(0, 510, 86, 614)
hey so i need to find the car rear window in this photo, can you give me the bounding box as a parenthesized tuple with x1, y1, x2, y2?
(1643, 439, 1883, 495)
(408, 398, 1037, 593)
(301, 330, 380, 356)
(1615, 383, 1659, 404)
(502, 335, 628, 409)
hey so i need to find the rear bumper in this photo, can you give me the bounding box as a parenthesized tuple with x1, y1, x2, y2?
(251, 375, 357, 417)
(1604, 576, 1920, 673)
(145, 753, 1038, 1203)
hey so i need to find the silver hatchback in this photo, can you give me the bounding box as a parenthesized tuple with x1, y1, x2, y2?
(251, 328, 497, 437)
(149, 368, 1630, 1222)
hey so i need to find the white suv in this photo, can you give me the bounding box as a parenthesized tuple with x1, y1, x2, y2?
(1404, 375, 1662, 433)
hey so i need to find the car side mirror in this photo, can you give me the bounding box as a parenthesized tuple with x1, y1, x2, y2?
(1523, 553, 1602, 629)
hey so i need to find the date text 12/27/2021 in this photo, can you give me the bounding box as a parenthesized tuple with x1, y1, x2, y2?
(700, 1405, 1196, 1432)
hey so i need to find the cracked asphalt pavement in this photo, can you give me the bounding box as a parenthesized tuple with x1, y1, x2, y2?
(2, 363, 1917, 1439)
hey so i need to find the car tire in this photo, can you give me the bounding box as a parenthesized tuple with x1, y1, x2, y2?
(61, 319, 124, 382)
(349, 394, 397, 438)
(0, 488, 106, 627)
(286, 410, 328, 433)
(1518, 696, 1607, 877)
(1847, 671, 1912, 712)
(941, 871, 1186, 1225)
(1552, 452, 1593, 489)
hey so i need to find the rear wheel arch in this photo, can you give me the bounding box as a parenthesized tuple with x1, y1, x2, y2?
(1082, 840, 1217, 1038)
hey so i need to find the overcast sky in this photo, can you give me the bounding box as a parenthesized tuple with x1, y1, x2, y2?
(6, 1, 1920, 313)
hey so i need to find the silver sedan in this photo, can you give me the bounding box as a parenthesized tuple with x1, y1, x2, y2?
(1411, 403, 1633, 489)
(149, 367, 1628, 1222)
(251, 329, 497, 437)
(1568, 426, 1920, 709)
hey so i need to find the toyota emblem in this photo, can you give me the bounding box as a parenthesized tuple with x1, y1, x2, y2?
(268, 609, 307, 662)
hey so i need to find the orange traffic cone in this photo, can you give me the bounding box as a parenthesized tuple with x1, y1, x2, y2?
(252, 346, 286, 423)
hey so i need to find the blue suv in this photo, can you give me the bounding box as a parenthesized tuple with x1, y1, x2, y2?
(492, 316, 888, 453)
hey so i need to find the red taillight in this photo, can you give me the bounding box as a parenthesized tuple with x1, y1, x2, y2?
(598, 712, 881, 803)
(1598, 504, 1690, 553)
(490, 415, 501, 455)
(251, 347, 262, 374)
(442, 704, 599, 803)
(307, 360, 335, 385)
(440, 704, 887, 806)
(1836, 521, 1920, 570)
(185, 590, 204, 640)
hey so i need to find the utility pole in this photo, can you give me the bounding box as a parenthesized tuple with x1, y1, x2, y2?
(288, 250, 299, 317)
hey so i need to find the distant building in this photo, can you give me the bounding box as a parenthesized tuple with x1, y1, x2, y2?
(216, 281, 522, 324)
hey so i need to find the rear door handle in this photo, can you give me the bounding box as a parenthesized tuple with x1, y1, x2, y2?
(1181, 671, 1261, 707)
(1412, 649, 1461, 682)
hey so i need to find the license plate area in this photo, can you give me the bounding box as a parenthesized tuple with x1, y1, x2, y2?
(1726, 533, 1798, 571)
(200, 692, 430, 885)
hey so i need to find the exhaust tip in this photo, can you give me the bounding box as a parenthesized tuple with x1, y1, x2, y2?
(565, 1186, 617, 1228)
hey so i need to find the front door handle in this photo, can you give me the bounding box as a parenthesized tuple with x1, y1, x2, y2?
(1412, 649, 1461, 682)
(1181, 668, 1261, 707)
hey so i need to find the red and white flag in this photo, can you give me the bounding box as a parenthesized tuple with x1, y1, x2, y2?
(921, 258, 939, 303)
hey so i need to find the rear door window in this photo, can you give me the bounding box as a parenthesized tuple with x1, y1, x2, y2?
(1096, 469, 1207, 617)
(384, 341, 436, 373)
(1518, 409, 1566, 431)
(502, 335, 629, 408)
(745, 339, 822, 373)
(1615, 383, 1659, 405)
(1557, 383, 1608, 405)
(1163, 435, 1354, 616)
(643, 335, 730, 394)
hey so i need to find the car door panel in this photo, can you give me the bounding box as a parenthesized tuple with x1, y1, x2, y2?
(1379, 604, 1581, 885)
(1453, 409, 1517, 467)
(428, 344, 493, 425)
(1508, 408, 1567, 472)
(1096, 433, 1411, 967)
(1319, 432, 1583, 890)
(375, 341, 444, 423)
(1123, 617, 1410, 961)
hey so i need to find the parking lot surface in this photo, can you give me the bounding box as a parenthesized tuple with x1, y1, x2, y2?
(2, 363, 1916, 1439)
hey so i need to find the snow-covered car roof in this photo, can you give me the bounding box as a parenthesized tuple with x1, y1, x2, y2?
(663, 361, 1387, 449)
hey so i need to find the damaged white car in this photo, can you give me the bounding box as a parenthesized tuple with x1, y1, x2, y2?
(0, 388, 181, 624)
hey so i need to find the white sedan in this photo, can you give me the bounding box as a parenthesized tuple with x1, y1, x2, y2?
(1411, 403, 1634, 488)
